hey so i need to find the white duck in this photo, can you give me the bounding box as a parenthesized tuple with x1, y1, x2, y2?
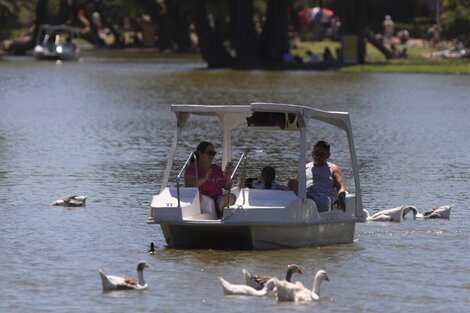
(51, 195, 87, 207)
(219, 277, 277, 296)
(99, 261, 149, 291)
(243, 263, 303, 290)
(274, 270, 329, 302)
(362, 205, 417, 222)
(419, 204, 453, 219)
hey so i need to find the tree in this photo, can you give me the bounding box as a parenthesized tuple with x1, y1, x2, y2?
(441, 0, 470, 42)
(194, 0, 290, 68)
(260, 0, 290, 67)
(2, 0, 370, 66)
(229, 0, 261, 68)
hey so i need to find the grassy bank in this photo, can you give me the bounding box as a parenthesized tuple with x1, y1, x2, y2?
(293, 40, 470, 75)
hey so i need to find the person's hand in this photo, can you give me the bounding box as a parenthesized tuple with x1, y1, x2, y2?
(333, 192, 346, 212)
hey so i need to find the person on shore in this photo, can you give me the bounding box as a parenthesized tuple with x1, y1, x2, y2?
(304, 50, 321, 64)
(322, 47, 335, 68)
(288, 140, 346, 212)
(184, 141, 236, 218)
(383, 15, 395, 42)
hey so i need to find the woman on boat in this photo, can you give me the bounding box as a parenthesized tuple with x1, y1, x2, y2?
(184, 141, 236, 218)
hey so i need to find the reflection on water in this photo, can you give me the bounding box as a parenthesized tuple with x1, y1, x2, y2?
(1, 57, 470, 312)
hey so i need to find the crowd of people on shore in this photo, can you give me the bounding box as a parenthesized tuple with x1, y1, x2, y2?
(282, 47, 340, 68)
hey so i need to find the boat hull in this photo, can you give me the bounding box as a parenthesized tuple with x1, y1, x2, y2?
(159, 221, 356, 249)
(33, 48, 79, 61)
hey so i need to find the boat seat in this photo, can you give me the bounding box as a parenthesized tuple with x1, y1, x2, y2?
(185, 213, 218, 221)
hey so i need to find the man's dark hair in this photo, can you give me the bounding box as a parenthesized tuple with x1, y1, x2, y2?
(314, 140, 330, 152)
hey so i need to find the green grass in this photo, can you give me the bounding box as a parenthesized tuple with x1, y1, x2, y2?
(292, 40, 470, 75)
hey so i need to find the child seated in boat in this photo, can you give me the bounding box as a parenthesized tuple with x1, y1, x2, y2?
(184, 141, 236, 218)
(252, 166, 287, 190)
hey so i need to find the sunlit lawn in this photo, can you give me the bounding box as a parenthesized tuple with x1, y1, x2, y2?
(293, 40, 470, 74)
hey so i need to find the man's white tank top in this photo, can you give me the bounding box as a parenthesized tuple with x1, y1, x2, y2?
(305, 162, 335, 198)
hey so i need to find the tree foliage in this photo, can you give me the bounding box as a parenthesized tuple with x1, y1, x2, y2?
(441, 0, 470, 41)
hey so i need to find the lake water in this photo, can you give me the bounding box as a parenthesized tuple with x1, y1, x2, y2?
(1, 55, 469, 313)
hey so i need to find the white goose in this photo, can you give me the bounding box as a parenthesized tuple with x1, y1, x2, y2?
(362, 205, 417, 222)
(219, 276, 277, 296)
(243, 263, 303, 290)
(51, 195, 87, 207)
(99, 261, 149, 291)
(419, 204, 453, 219)
(274, 270, 329, 302)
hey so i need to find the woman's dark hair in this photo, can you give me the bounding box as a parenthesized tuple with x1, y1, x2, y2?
(191, 141, 213, 163)
(261, 166, 275, 189)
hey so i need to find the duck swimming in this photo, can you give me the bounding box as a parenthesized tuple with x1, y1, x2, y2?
(243, 263, 303, 290)
(148, 241, 155, 254)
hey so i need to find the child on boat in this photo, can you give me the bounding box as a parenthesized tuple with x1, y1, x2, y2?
(252, 166, 287, 190)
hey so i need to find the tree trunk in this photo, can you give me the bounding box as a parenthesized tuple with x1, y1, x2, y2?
(229, 0, 261, 69)
(260, 0, 289, 67)
(335, 0, 366, 64)
(8, 0, 49, 54)
(167, 1, 192, 52)
(155, 1, 172, 50)
(192, 0, 232, 68)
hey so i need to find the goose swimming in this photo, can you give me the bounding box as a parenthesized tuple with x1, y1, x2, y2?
(99, 261, 149, 291)
(274, 269, 329, 302)
(362, 205, 417, 222)
(51, 195, 87, 207)
(219, 276, 276, 296)
(243, 263, 303, 290)
(420, 204, 453, 219)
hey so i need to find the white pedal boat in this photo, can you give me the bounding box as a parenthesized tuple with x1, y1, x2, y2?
(148, 102, 364, 249)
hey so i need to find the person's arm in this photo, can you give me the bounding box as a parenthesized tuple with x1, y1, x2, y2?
(222, 168, 232, 190)
(331, 164, 346, 194)
(184, 167, 211, 187)
(331, 164, 346, 211)
(287, 169, 300, 194)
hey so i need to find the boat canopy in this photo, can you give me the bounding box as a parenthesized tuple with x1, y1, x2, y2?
(35, 24, 78, 45)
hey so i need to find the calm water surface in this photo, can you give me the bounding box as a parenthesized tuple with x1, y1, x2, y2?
(1, 56, 469, 313)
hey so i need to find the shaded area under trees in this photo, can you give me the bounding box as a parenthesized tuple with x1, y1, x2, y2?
(2, 0, 370, 68)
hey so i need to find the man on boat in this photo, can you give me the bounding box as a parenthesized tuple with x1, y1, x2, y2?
(289, 140, 346, 212)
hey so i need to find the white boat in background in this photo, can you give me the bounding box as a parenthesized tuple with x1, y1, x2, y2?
(33, 24, 79, 60)
(148, 103, 364, 249)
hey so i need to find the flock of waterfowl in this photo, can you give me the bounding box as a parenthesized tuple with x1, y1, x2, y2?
(98, 260, 330, 303)
(50, 195, 454, 303)
(221, 264, 329, 302)
(362, 204, 453, 222)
